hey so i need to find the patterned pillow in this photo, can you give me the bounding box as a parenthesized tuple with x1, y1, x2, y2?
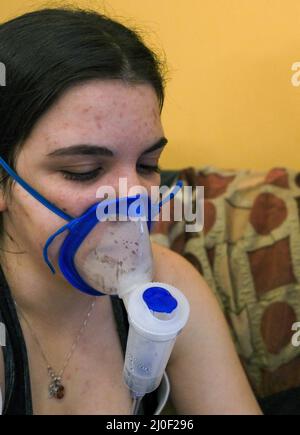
(151, 166, 300, 398)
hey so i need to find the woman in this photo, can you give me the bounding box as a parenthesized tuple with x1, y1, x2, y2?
(0, 7, 261, 415)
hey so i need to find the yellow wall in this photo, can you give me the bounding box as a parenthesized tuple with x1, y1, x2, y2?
(1, 0, 300, 171)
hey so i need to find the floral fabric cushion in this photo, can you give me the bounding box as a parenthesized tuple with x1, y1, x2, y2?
(151, 166, 300, 398)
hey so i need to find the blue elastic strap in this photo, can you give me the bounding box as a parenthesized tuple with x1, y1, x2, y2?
(43, 221, 73, 273)
(57, 205, 105, 296)
(0, 157, 73, 222)
(158, 180, 183, 210)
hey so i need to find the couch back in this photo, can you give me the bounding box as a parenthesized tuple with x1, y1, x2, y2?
(152, 166, 300, 398)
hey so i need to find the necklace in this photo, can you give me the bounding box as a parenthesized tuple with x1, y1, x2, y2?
(15, 297, 97, 400)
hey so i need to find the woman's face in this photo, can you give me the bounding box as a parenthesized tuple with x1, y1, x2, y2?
(2, 80, 166, 270)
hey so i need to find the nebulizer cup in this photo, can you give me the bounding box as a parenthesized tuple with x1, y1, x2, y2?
(123, 282, 190, 400)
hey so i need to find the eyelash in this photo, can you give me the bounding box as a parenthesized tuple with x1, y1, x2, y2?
(138, 164, 161, 175)
(61, 165, 160, 182)
(61, 167, 102, 182)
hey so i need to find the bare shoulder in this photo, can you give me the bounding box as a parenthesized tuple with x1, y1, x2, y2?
(152, 241, 214, 302)
(151, 242, 261, 414)
(151, 240, 223, 360)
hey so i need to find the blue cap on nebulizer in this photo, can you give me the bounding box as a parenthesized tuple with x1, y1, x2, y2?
(143, 286, 178, 314)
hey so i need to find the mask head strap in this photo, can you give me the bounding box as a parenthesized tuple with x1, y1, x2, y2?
(158, 180, 183, 210)
(0, 157, 73, 221)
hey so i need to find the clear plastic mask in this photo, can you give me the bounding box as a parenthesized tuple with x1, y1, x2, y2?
(44, 194, 154, 296)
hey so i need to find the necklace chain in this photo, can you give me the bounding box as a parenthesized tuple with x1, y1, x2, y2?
(15, 296, 97, 399)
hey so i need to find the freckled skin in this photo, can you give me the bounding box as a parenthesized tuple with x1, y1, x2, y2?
(0, 79, 164, 290)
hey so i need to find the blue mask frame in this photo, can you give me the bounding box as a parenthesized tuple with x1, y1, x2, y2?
(0, 156, 183, 296)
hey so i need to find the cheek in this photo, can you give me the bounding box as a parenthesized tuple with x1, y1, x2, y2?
(4, 186, 68, 252)
(30, 174, 94, 218)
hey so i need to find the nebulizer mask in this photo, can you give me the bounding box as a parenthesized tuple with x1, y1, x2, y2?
(0, 157, 190, 413)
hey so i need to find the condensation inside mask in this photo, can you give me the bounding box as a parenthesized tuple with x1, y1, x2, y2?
(73, 217, 153, 296)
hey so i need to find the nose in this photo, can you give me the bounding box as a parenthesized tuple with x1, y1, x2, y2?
(95, 173, 147, 204)
(114, 170, 154, 198)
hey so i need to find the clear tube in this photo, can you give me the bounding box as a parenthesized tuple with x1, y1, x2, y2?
(131, 394, 144, 415)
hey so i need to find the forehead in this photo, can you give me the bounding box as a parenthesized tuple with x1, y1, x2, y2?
(24, 80, 163, 155)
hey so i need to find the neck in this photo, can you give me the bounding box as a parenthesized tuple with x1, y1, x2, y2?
(0, 248, 103, 328)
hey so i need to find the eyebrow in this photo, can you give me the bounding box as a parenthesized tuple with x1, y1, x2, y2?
(46, 137, 168, 158)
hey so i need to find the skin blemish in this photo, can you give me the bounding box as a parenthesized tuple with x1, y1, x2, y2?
(94, 115, 102, 129)
(44, 135, 57, 145)
(82, 106, 93, 114)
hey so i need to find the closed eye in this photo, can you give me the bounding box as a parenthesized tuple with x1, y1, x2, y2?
(137, 164, 161, 174)
(60, 163, 161, 183)
(61, 167, 102, 182)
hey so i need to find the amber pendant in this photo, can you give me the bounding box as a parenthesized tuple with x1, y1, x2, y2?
(48, 378, 65, 399)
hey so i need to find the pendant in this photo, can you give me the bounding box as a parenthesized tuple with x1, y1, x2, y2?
(48, 377, 65, 399)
